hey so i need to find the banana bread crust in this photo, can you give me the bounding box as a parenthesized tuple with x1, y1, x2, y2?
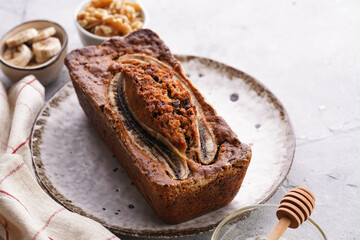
(65, 29, 251, 224)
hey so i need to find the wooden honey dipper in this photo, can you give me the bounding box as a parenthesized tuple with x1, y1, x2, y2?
(266, 186, 315, 240)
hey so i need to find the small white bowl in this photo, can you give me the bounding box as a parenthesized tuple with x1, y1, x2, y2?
(0, 20, 68, 85)
(74, 0, 147, 46)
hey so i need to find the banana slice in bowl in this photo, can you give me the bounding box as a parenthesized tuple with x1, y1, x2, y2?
(5, 28, 38, 48)
(31, 27, 56, 43)
(33, 37, 61, 63)
(0, 20, 68, 85)
(3, 44, 33, 67)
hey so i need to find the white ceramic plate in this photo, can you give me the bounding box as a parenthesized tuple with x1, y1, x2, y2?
(31, 55, 295, 238)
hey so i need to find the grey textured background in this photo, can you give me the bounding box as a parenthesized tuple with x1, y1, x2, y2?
(1, 0, 360, 239)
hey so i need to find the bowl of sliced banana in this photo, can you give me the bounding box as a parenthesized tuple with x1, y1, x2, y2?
(0, 20, 68, 85)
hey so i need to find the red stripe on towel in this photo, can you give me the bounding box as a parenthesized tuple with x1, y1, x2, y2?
(106, 236, 117, 240)
(0, 162, 25, 185)
(32, 208, 65, 240)
(12, 137, 30, 154)
(0, 190, 29, 213)
(16, 78, 37, 98)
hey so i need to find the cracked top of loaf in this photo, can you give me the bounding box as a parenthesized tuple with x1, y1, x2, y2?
(65, 29, 251, 182)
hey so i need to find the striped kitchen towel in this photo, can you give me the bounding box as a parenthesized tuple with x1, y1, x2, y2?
(0, 75, 118, 240)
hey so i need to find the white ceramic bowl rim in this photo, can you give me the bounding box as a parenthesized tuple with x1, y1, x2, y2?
(211, 204, 328, 240)
(74, 0, 147, 41)
(0, 19, 68, 71)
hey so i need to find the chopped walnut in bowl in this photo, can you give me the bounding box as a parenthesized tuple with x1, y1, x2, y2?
(74, 0, 147, 45)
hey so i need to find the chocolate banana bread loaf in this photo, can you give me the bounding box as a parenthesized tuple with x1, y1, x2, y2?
(65, 29, 251, 224)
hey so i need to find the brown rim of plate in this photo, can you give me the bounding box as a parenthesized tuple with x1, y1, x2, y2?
(30, 55, 296, 238)
(0, 19, 68, 71)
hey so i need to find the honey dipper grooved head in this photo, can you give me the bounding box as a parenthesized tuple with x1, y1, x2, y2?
(276, 186, 315, 228)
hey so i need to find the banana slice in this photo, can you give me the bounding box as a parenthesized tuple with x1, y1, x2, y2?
(32, 37, 61, 63)
(31, 27, 56, 42)
(6, 28, 38, 47)
(3, 44, 33, 67)
(2, 48, 13, 61)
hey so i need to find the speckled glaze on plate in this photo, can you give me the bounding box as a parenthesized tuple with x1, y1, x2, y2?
(30, 55, 295, 238)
